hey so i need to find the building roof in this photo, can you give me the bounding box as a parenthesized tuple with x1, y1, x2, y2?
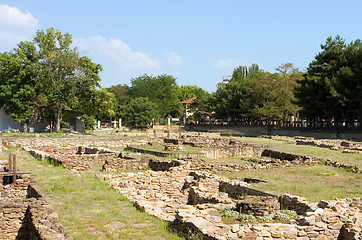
(181, 96, 197, 104)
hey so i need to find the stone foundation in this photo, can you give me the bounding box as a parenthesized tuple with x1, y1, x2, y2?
(0, 170, 70, 239)
(236, 196, 280, 216)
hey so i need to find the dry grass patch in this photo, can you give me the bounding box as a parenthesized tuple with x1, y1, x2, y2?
(219, 165, 361, 202)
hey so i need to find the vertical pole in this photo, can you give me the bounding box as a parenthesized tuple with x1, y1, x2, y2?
(12, 154, 16, 184)
(167, 129, 170, 139)
(154, 129, 157, 138)
(179, 127, 182, 139)
(8, 153, 12, 173)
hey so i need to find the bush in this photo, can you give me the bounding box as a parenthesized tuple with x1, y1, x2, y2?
(273, 209, 297, 221)
(237, 214, 256, 223)
(222, 206, 239, 218)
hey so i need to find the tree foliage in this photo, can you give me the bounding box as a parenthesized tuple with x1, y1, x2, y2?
(295, 35, 362, 125)
(123, 97, 159, 128)
(33, 28, 103, 130)
(176, 85, 211, 120)
(0, 41, 40, 131)
(211, 64, 301, 121)
(0, 28, 103, 132)
(129, 74, 181, 118)
(106, 84, 130, 119)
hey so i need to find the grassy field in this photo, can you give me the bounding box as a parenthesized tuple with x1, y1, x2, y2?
(2, 148, 183, 240)
(218, 165, 361, 202)
(233, 136, 362, 168)
(2, 132, 361, 238)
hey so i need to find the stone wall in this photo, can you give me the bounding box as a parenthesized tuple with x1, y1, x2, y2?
(236, 196, 280, 216)
(261, 148, 362, 173)
(102, 157, 149, 171)
(7, 137, 161, 148)
(262, 135, 362, 154)
(0, 175, 70, 239)
(279, 194, 318, 215)
(219, 180, 278, 199)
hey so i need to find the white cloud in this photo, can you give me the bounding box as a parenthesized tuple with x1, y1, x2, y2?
(0, 4, 38, 50)
(166, 51, 183, 67)
(213, 57, 246, 70)
(0, 4, 38, 28)
(74, 36, 183, 86)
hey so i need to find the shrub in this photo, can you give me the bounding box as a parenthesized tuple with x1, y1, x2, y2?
(273, 209, 297, 221)
(222, 206, 239, 218)
(237, 214, 256, 223)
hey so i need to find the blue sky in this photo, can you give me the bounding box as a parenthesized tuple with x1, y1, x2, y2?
(1, 1, 361, 93)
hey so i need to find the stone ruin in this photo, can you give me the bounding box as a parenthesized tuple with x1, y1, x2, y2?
(3, 134, 362, 239)
(102, 165, 361, 239)
(0, 159, 70, 239)
(262, 135, 362, 154)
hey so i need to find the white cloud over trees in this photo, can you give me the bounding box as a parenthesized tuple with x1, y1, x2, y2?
(74, 35, 183, 86)
(0, 4, 38, 50)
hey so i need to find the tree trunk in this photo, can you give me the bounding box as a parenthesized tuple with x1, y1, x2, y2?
(22, 122, 28, 133)
(54, 109, 62, 132)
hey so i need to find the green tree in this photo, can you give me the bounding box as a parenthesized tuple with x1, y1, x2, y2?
(0, 41, 40, 132)
(34, 28, 102, 131)
(295, 35, 362, 127)
(176, 85, 210, 121)
(81, 88, 115, 130)
(211, 64, 301, 121)
(273, 63, 302, 120)
(129, 74, 180, 118)
(211, 64, 263, 120)
(0, 28, 103, 132)
(123, 97, 159, 128)
(106, 84, 130, 118)
(177, 85, 207, 102)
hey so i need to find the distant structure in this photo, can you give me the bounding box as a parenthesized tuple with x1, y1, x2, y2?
(181, 97, 197, 124)
(222, 75, 232, 84)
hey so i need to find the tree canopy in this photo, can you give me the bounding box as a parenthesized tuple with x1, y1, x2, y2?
(0, 28, 108, 132)
(295, 35, 362, 126)
(210, 64, 302, 121)
(129, 74, 181, 118)
(0, 41, 40, 131)
(123, 97, 159, 128)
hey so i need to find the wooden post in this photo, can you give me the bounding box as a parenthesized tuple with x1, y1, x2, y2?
(12, 154, 16, 184)
(167, 129, 170, 139)
(8, 153, 12, 173)
(179, 127, 182, 139)
(154, 129, 157, 138)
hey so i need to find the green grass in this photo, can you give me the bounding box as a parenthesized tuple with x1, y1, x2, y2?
(233, 137, 362, 168)
(218, 165, 362, 202)
(6, 149, 183, 240)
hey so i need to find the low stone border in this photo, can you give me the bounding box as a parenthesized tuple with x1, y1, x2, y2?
(262, 149, 362, 173)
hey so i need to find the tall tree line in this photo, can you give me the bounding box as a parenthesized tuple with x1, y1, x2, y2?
(1, 31, 360, 130)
